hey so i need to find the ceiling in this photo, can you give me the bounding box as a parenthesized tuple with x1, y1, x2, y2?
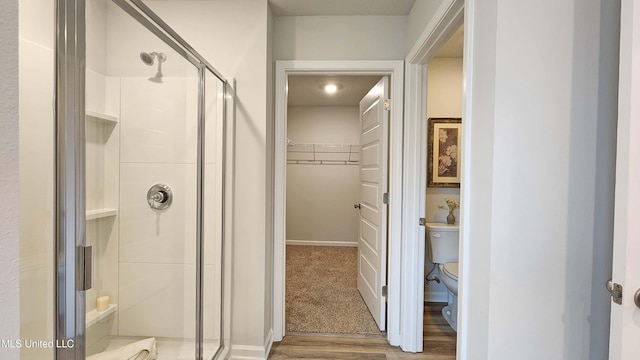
(288, 75, 382, 106)
(269, 0, 416, 16)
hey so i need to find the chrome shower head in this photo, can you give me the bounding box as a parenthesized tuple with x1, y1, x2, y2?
(139, 51, 167, 66)
(140, 52, 155, 66)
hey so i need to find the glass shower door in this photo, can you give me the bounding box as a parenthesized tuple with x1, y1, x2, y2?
(80, 0, 227, 359)
(85, 1, 201, 356)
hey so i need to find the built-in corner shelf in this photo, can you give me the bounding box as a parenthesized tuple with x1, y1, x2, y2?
(86, 304, 117, 328)
(86, 208, 118, 221)
(86, 111, 118, 124)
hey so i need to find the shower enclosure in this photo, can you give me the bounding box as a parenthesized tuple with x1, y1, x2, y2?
(19, 0, 232, 359)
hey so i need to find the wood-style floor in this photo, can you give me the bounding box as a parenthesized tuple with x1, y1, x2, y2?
(268, 302, 456, 359)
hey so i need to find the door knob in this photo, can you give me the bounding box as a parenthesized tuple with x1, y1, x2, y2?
(635, 288, 640, 309)
(354, 203, 361, 209)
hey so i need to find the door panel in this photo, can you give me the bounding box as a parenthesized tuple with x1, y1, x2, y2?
(357, 76, 389, 331)
(609, 0, 640, 358)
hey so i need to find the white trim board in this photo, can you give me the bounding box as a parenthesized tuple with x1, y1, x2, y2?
(286, 240, 357, 247)
(229, 329, 273, 360)
(273, 60, 404, 347)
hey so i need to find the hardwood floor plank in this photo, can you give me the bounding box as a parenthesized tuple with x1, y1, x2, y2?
(269, 303, 457, 359)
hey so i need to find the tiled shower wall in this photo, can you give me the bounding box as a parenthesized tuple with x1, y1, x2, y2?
(117, 77, 221, 339)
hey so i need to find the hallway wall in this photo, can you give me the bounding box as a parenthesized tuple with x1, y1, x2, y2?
(463, 0, 619, 358)
(0, 0, 19, 359)
(274, 16, 407, 60)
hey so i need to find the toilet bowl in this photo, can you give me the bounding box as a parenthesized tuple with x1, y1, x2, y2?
(437, 262, 458, 331)
(425, 223, 459, 332)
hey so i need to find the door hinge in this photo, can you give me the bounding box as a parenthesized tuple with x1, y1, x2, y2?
(419, 218, 426, 226)
(382, 285, 388, 298)
(606, 279, 623, 305)
(384, 99, 391, 111)
(383, 193, 389, 204)
(78, 245, 93, 291)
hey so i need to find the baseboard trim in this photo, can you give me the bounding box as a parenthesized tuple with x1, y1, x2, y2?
(264, 329, 273, 358)
(425, 292, 448, 303)
(229, 330, 273, 360)
(286, 239, 357, 247)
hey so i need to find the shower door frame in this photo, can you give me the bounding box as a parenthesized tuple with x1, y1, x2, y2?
(54, 0, 230, 359)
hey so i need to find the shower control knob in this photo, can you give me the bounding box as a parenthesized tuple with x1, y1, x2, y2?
(147, 184, 173, 210)
(354, 203, 362, 209)
(151, 190, 169, 203)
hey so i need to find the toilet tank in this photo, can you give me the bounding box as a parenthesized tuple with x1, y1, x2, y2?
(425, 223, 459, 263)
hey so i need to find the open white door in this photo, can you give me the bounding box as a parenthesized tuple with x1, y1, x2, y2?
(357, 76, 389, 330)
(609, 1, 640, 358)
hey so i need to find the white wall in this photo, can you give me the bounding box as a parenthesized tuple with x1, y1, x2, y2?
(426, 58, 463, 224)
(424, 58, 463, 300)
(407, 0, 447, 53)
(462, 0, 619, 358)
(0, 0, 20, 359)
(274, 16, 407, 60)
(286, 106, 360, 245)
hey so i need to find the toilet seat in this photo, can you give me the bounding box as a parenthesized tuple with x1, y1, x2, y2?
(437, 262, 458, 296)
(441, 262, 458, 281)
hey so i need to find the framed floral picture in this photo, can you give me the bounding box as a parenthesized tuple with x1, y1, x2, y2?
(428, 118, 462, 188)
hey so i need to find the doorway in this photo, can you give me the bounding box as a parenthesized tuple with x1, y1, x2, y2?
(273, 60, 405, 344)
(284, 74, 382, 334)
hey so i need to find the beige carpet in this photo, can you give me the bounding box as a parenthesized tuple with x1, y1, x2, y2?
(285, 245, 381, 335)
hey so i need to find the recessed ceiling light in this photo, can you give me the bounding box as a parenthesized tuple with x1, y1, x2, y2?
(324, 84, 338, 94)
(320, 83, 342, 94)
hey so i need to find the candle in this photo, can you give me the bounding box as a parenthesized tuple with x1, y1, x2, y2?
(96, 296, 109, 312)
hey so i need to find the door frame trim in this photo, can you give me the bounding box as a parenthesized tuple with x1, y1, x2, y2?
(273, 60, 404, 345)
(402, 0, 464, 353)
(609, 0, 639, 357)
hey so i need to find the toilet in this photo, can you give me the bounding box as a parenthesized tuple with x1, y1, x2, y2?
(425, 223, 459, 332)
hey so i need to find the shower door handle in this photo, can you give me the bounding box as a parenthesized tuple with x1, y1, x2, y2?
(78, 245, 93, 291)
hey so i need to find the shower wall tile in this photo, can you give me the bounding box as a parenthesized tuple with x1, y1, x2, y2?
(119, 163, 197, 264)
(19, 0, 54, 49)
(205, 77, 223, 165)
(202, 264, 222, 340)
(204, 163, 222, 266)
(118, 263, 218, 339)
(86, 0, 107, 74)
(105, 77, 121, 117)
(118, 263, 195, 338)
(86, 70, 106, 114)
(86, 217, 119, 316)
(120, 78, 198, 164)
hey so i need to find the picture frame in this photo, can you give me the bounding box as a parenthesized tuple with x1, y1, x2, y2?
(428, 117, 462, 188)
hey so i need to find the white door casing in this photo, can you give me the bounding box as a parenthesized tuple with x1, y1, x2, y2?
(357, 77, 389, 330)
(609, 0, 640, 357)
(273, 60, 404, 346)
